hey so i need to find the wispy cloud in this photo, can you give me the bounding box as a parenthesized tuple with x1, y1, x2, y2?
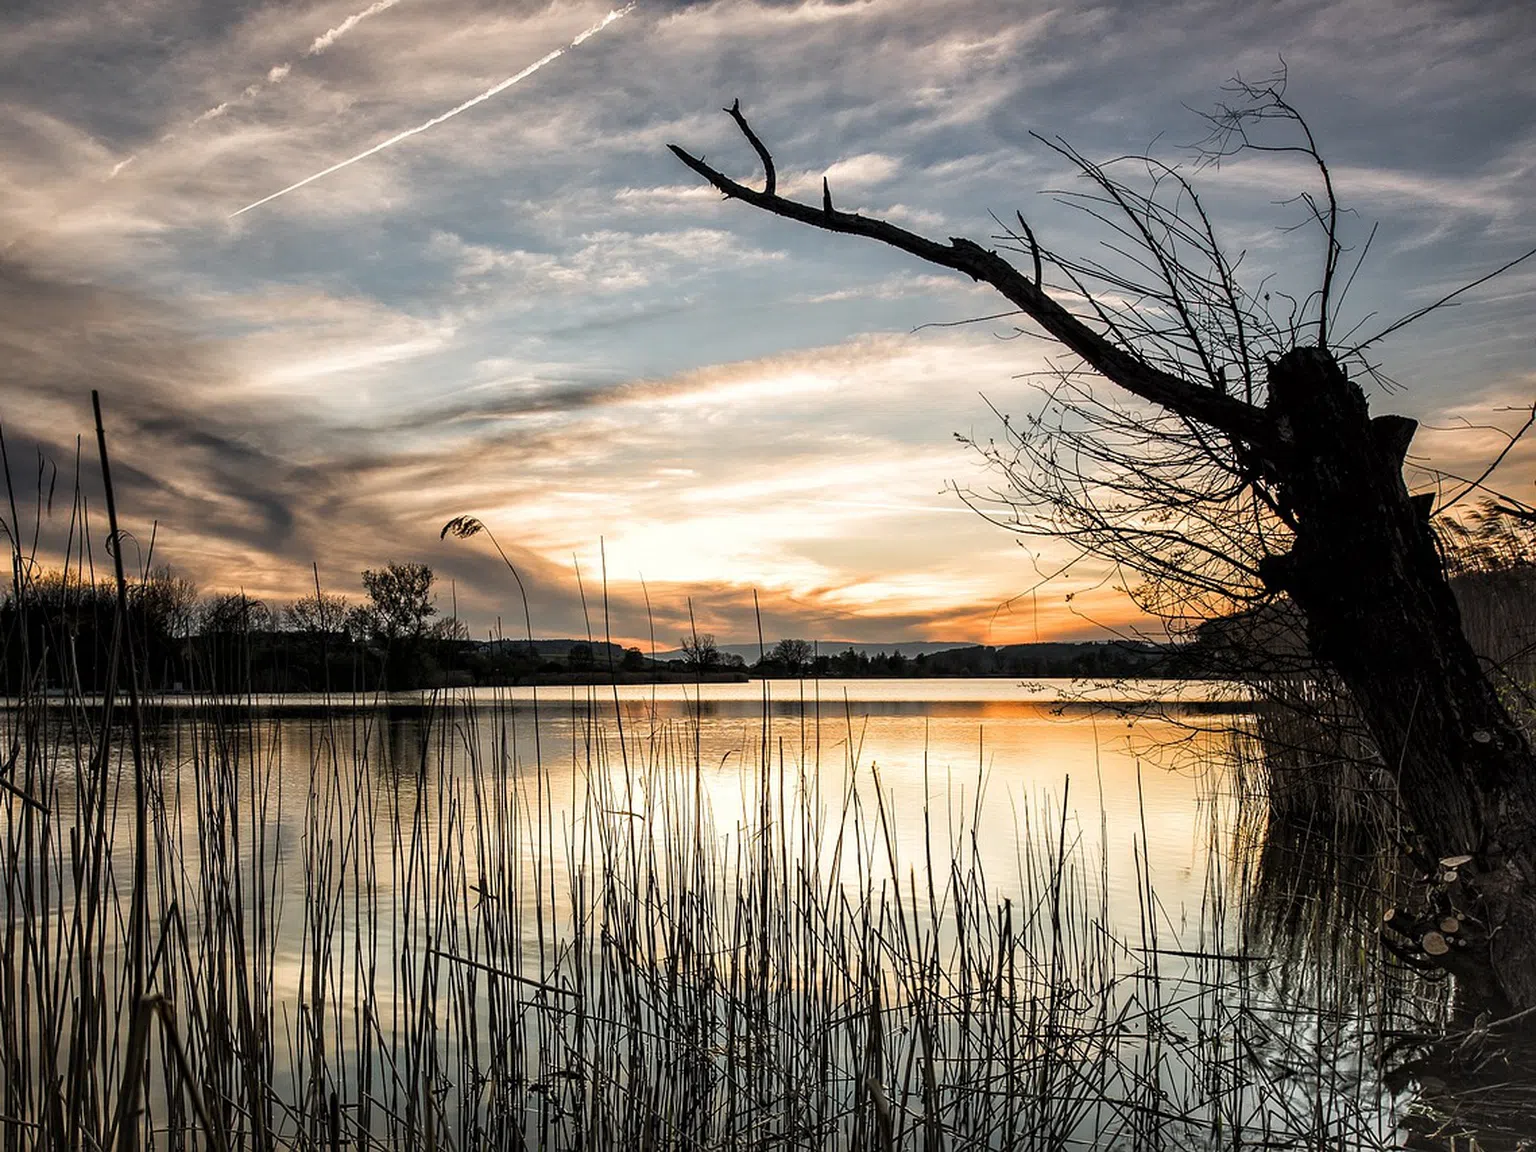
(6, 0, 1535, 644)
(185, 0, 404, 133)
(308, 0, 405, 56)
(229, 4, 636, 218)
(432, 226, 784, 296)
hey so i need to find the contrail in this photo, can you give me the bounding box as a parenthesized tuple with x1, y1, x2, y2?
(308, 0, 401, 56)
(230, 4, 635, 219)
(195, 0, 395, 129)
(109, 0, 411, 179)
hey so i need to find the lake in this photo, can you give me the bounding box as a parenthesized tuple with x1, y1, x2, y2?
(2, 678, 1442, 1149)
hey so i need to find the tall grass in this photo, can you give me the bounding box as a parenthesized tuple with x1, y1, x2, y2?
(0, 662, 1442, 1150)
(0, 442, 1438, 1150)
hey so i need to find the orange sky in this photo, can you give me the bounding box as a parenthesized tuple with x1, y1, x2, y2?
(3, 0, 1533, 647)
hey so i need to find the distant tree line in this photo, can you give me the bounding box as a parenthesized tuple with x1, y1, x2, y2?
(2, 559, 766, 693)
(2, 561, 1192, 693)
(28, 546, 1520, 695)
(747, 636, 1180, 680)
(2, 560, 502, 693)
(677, 632, 1188, 679)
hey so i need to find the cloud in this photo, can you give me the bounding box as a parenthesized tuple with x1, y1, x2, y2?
(307, 0, 406, 56)
(230, 5, 636, 218)
(0, 242, 1073, 645)
(4, 0, 1534, 645)
(1404, 382, 1536, 504)
(775, 152, 901, 197)
(431, 226, 784, 296)
(0, 257, 319, 562)
(796, 271, 975, 304)
(185, 0, 406, 138)
(1196, 152, 1527, 227)
(0, 253, 611, 623)
(613, 183, 719, 209)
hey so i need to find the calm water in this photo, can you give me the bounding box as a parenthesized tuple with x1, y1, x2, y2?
(20, 678, 1280, 1021)
(134, 678, 1245, 931)
(5, 678, 1431, 1148)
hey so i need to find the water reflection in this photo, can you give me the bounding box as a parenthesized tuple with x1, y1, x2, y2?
(3, 678, 1470, 1148)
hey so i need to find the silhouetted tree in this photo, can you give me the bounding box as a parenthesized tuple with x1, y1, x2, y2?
(360, 562, 437, 643)
(432, 614, 469, 642)
(137, 566, 199, 641)
(831, 647, 869, 677)
(672, 80, 1536, 1010)
(199, 592, 271, 636)
(1, 565, 200, 690)
(680, 632, 721, 672)
(133, 567, 198, 687)
(192, 591, 273, 691)
(285, 589, 351, 634)
(770, 637, 813, 675)
(344, 602, 380, 644)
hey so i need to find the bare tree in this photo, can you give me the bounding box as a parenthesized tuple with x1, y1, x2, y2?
(136, 566, 199, 641)
(671, 82, 1536, 1011)
(285, 589, 350, 635)
(680, 631, 722, 672)
(344, 602, 381, 645)
(770, 637, 813, 674)
(199, 591, 272, 636)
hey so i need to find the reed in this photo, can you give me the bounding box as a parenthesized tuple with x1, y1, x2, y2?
(0, 461, 1439, 1149)
(0, 668, 1445, 1149)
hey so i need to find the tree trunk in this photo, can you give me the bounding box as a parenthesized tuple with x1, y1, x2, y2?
(668, 117, 1536, 1011)
(1260, 347, 1536, 1011)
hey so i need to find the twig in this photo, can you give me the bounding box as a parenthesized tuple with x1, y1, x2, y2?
(724, 98, 775, 196)
(1349, 246, 1536, 355)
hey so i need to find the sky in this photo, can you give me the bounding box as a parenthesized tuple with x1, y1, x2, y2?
(2, 0, 1533, 649)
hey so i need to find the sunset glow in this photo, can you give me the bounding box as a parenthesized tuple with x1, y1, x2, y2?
(3, 0, 1533, 648)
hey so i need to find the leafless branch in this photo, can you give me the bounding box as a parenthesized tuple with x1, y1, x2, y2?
(1348, 246, 1536, 356)
(1436, 403, 1536, 517)
(1196, 65, 1341, 347)
(723, 98, 774, 196)
(669, 101, 1276, 448)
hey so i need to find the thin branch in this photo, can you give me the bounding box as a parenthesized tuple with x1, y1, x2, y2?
(1349, 246, 1536, 355)
(1436, 403, 1536, 516)
(910, 309, 1026, 334)
(723, 98, 775, 196)
(1033, 133, 1221, 387)
(671, 105, 1275, 448)
(1016, 211, 1043, 287)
